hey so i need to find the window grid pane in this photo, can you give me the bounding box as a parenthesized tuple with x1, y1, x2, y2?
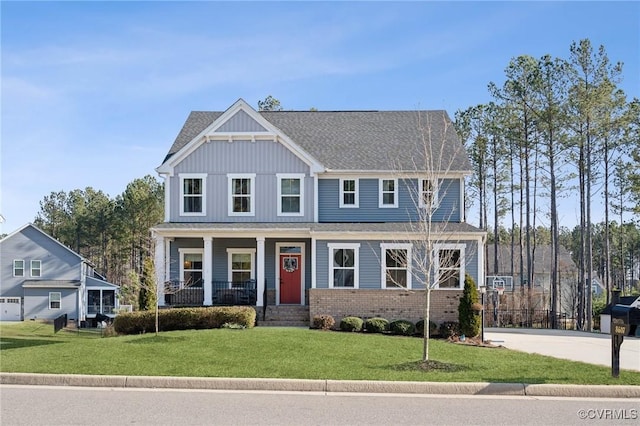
(439, 249, 461, 288)
(232, 178, 252, 213)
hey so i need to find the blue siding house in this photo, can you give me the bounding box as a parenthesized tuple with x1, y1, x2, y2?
(0, 224, 119, 324)
(152, 99, 485, 324)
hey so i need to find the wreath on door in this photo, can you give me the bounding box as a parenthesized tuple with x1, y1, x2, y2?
(283, 257, 298, 273)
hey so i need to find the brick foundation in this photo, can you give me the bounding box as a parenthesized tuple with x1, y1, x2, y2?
(308, 288, 463, 325)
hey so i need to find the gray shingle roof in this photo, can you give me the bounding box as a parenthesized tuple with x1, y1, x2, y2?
(163, 110, 471, 172)
(22, 280, 81, 288)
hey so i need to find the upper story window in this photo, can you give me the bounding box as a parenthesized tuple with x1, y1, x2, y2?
(277, 174, 304, 216)
(30, 260, 42, 277)
(13, 260, 24, 277)
(379, 178, 398, 208)
(381, 243, 412, 289)
(180, 173, 207, 216)
(339, 178, 359, 208)
(434, 244, 465, 289)
(419, 179, 439, 211)
(328, 243, 360, 288)
(228, 174, 255, 216)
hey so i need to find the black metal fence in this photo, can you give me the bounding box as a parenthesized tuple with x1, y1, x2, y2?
(485, 309, 569, 330)
(164, 280, 257, 307)
(53, 314, 67, 333)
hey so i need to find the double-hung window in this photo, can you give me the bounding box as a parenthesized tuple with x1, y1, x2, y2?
(228, 174, 255, 216)
(13, 260, 24, 277)
(379, 178, 398, 208)
(179, 249, 203, 288)
(435, 244, 465, 289)
(381, 243, 411, 289)
(328, 243, 359, 288)
(419, 179, 438, 211)
(30, 260, 42, 277)
(227, 249, 255, 288)
(180, 173, 207, 216)
(277, 174, 304, 216)
(49, 292, 61, 309)
(339, 178, 358, 208)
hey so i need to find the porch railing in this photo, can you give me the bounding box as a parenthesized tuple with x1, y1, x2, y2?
(164, 280, 256, 307)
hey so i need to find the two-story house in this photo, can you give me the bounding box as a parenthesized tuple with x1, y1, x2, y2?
(0, 223, 119, 324)
(152, 99, 485, 325)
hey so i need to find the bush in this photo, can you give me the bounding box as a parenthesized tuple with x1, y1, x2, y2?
(339, 316, 363, 332)
(458, 273, 481, 337)
(113, 306, 256, 335)
(312, 315, 335, 330)
(438, 321, 460, 338)
(389, 319, 415, 336)
(415, 319, 438, 337)
(364, 317, 389, 333)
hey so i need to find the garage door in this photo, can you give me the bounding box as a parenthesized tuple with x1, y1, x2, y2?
(0, 298, 22, 321)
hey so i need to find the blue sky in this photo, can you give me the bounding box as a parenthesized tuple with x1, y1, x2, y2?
(1, 1, 639, 234)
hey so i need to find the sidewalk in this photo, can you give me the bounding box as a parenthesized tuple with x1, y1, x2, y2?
(484, 328, 640, 372)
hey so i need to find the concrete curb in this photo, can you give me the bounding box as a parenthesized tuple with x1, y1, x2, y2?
(1, 373, 638, 398)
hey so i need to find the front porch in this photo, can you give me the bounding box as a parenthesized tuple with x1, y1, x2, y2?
(164, 280, 258, 306)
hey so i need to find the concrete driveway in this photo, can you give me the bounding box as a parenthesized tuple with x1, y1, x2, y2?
(484, 328, 640, 372)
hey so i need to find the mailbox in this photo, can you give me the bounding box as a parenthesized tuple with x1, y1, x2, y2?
(611, 305, 639, 336)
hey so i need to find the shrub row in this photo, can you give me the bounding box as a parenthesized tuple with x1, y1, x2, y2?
(312, 314, 460, 338)
(113, 306, 256, 335)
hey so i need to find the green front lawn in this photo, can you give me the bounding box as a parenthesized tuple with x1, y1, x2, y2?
(1, 321, 638, 385)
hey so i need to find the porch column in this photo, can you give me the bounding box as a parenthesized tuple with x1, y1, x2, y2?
(154, 234, 166, 307)
(256, 236, 265, 307)
(203, 236, 213, 305)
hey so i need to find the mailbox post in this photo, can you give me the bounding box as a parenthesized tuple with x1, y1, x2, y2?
(610, 289, 629, 378)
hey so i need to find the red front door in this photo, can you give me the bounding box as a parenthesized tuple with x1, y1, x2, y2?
(280, 253, 301, 304)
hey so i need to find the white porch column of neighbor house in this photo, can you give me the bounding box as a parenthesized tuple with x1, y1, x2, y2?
(256, 237, 265, 306)
(203, 236, 213, 305)
(154, 234, 166, 306)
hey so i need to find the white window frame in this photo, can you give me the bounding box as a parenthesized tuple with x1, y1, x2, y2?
(379, 178, 398, 208)
(327, 243, 360, 289)
(226, 248, 256, 287)
(228, 173, 256, 216)
(419, 179, 439, 210)
(49, 292, 61, 310)
(434, 243, 466, 290)
(381, 243, 412, 289)
(277, 173, 304, 216)
(13, 260, 24, 277)
(30, 260, 42, 277)
(179, 248, 204, 288)
(179, 173, 207, 216)
(339, 178, 359, 208)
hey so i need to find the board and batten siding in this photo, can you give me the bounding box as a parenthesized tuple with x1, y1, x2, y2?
(0, 226, 81, 297)
(215, 109, 268, 132)
(170, 139, 313, 222)
(317, 178, 462, 223)
(315, 240, 479, 290)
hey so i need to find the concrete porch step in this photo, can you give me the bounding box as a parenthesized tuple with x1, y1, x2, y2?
(259, 320, 309, 327)
(259, 305, 309, 326)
